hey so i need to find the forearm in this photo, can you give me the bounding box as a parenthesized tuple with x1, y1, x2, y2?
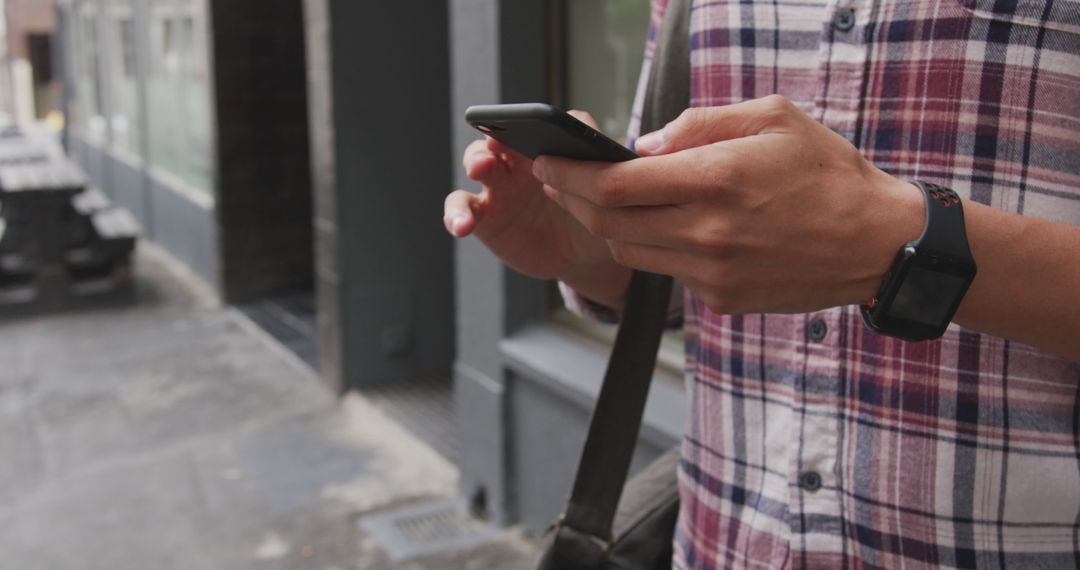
(558, 258, 633, 310)
(952, 201, 1080, 361)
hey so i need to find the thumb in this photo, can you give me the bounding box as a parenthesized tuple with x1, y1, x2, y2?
(635, 95, 796, 156)
(567, 109, 601, 131)
(444, 189, 487, 237)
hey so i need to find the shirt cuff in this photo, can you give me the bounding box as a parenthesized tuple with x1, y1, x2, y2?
(558, 281, 621, 323)
(558, 280, 684, 328)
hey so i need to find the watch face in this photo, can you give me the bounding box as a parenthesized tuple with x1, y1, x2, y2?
(863, 248, 977, 341)
(889, 267, 971, 326)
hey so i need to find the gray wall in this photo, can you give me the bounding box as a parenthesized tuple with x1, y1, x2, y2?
(304, 0, 455, 390)
(71, 136, 112, 199)
(147, 173, 218, 284)
(109, 154, 148, 227)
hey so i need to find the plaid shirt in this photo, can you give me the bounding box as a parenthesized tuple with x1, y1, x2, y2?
(570, 0, 1080, 567)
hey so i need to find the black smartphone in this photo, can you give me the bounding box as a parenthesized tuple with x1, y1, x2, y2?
(465, 103, 637, 162)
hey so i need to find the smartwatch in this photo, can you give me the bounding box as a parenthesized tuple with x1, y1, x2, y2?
(860, 181, 977, 341)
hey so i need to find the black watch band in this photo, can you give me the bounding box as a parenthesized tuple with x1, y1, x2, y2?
(860, 181, 977, 341)
(913, 181, 972, 259)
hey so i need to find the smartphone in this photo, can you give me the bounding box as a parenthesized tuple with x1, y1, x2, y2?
(465, 103, 637, 162)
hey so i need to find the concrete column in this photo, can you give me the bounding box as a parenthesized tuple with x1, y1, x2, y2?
(450, 0, 551, 525)
(303, 0, 455, 391)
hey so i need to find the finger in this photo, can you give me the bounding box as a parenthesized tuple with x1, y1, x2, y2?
(541, 183, 566, 208)
(533, 145, 733, 207)
(466, 137, 535, 187)
(567, 109, 600, 130)
(485, 136, 506, 153)
(635, 95, 799, 156)
(606, 241, 700, 278)
(546, 187, 699, 248)
(443, 190, 485, 237)
(485, 136, 533, 173)
(464, 139, 498, 180)
(604, 242, 736, 311)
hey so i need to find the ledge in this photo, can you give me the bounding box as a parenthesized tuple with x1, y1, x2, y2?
(70, 131, 214, 211)
(147, 165, 215, 210)
(499, 321, 685, 449)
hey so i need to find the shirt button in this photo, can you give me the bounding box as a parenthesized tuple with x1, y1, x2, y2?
(807, 317, 828, 342)
(833, 8, 856, 31)
(799, 471, 823, 492)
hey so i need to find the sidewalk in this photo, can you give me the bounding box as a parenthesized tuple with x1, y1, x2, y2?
(0, 243, 533, 570)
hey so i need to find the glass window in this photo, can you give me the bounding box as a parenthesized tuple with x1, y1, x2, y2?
(73, 0, 108, 143)
(146, 0, 214, 195)
(106, 0, 139, 156)
(563, 0, 651, 141)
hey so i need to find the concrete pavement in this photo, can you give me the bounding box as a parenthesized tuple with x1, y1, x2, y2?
(0, 243, 533, 570)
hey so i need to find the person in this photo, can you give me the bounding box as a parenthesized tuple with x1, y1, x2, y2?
(444, 0, 1080, 567)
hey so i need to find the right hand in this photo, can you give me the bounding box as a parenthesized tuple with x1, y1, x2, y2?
(443, 112, 631, 307)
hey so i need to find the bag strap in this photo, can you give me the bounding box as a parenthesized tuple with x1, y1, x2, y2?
(557, 271, 673, 541)
(549, 0, 691, 557)
(641, 0, 692, 139)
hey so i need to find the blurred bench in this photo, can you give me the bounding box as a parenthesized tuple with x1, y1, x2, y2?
(0, 142, 140, 314)
(0, 142, 50, 166)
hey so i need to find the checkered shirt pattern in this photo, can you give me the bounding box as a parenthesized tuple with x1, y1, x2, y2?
(569, 0, 1080, 567)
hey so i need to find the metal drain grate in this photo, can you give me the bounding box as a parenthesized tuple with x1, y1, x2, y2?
(358, 499, 503, 561)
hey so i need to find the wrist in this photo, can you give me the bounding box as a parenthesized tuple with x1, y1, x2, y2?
(558, 257, 633, 310)
(853, 172, 925, 302)
(554, 222, 633, 309)
(859, 180, 979, 341)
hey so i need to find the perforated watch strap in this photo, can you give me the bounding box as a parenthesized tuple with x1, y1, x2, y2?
(912, 180, 973, 260)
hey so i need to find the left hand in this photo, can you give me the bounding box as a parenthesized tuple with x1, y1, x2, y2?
(532, 95, 926, 315)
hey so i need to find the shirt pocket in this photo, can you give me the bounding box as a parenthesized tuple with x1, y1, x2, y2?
(956, 0, 1080, 34)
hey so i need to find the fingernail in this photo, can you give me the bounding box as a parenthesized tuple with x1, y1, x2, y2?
(635, 131, 663, 153)
(531, 157, 546, 180)
(450, 214, 467, 234)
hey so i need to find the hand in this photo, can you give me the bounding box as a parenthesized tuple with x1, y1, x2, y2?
(532, 95, 925, 315)
(443, 111, 632, 307)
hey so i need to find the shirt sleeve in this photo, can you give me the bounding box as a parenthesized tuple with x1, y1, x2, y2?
(558, 279, 685, 329)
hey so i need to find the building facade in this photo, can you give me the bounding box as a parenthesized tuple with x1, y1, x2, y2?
(57, 0, 684, 533)
(3, 0, 61, 124)
(61, 0, 314, 304)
